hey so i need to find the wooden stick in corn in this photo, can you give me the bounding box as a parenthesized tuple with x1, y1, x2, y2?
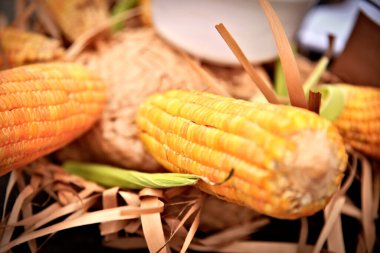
(332, 84, 380, 160)
(0, 27, 64, 68)
(0, 62, 106, 176)
(136, 90, 347, 219)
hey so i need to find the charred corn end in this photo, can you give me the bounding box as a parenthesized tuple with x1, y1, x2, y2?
(136, 90, 347, 219)
(332, 84, 380, 159)
(0, 63, 106, 176)
(0, 27, 65, 67)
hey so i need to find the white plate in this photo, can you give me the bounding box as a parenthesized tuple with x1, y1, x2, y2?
(152, 0, 314, 66)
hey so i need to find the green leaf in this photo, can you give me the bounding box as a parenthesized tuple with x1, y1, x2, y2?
(63, 161, 201, 189)
(303, 56, 330, 97)
(317, 85, 345, 121)
(111, 0, 139, 32)
(274, 58, 288, 97)
(273, 49, 345, 121)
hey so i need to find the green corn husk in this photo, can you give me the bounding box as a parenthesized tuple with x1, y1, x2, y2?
(63, 161, 201, 189)
(111, 0, 139, 31)
(302, 55, 345, 121)
(274, 55, 345, 121)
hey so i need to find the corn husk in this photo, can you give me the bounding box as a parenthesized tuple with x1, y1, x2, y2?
(39, 0, 109, 41)
(0, 160, 259, 253)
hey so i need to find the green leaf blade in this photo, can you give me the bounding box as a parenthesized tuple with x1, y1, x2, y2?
(318, 85, 345, 121)
(111, 0, 139, 32)
(63, 161, 201, 189)
(274, 58, 288, 97)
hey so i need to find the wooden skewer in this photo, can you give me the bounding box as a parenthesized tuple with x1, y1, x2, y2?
(215, 23, 280, 105)
(258, 0, 307, 109)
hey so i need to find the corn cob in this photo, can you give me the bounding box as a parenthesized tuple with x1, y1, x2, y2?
(40, 0, 109, 41)
(0, 27, 64, 68)
(136, 90, 347, 219)
(332, 84, 380, 159)
(0, 63, 106, 176)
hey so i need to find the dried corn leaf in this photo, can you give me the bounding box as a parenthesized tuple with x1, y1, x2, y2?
(141, 196, 168, 253)
(1, 161, 247, 252)
(312, 196, 346, 253)
(40, 0, 109, 41)
(324, 197, 345, 253)
(12, 0, 37, 29)
(0, 154, 374, 253)
(258, 0, 306, 108)
(215, 23, 279, 104)
(102, 187, 120, 241)
(361, 156, 376, 251)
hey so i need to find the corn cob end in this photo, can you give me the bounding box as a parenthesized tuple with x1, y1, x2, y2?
(279, 130, 346, 217)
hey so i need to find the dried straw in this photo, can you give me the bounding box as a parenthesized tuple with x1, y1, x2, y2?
(215, 23, 280, 104)
(1, 150, 377, 253)
(0, 160, 260, 253)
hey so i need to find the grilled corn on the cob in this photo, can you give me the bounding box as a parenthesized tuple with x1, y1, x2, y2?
(137, 90, 347, 219)
(333, 84, 380, 159)
(0, 63, 106, 176)
(0, 27, 64, 68)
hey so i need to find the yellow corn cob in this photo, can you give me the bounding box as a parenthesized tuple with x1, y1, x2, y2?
(136, 90, 347, 219)
(0, 63, 106, 176)
(0, 27, 64, 68)
(40, 0, 109, 41)
(333, 84, 380, 159)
